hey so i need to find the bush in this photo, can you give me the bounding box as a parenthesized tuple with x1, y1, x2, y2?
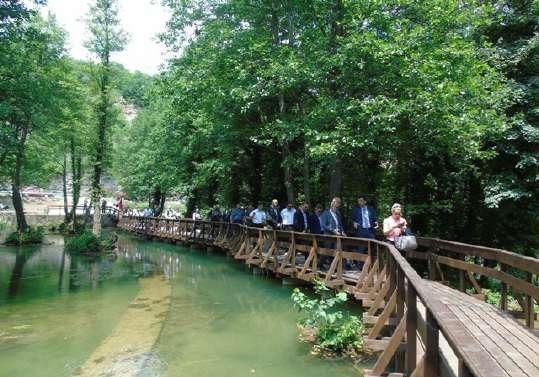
(292, 279, 364, 354)
(5, 226, 44, 245)
(65, 231, 101, 253)
(65, 231, 118, 254)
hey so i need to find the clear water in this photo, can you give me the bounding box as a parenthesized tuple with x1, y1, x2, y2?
(0, 233, 366, 377)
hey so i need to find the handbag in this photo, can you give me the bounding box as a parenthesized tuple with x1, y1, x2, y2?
(394, 228, 417, 251)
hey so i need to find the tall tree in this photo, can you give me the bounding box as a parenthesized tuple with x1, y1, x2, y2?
(84, 0, 127, 236)
(0, 14, 69, 231)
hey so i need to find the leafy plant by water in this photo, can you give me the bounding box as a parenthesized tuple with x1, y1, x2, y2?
(65, 231, 117, 254)
(292, 279, 364, 355)
(5, 226, 44, 245)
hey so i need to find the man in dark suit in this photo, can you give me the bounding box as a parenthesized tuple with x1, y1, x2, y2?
(320, 198, 345, 236)
(351, 195, 378, 258)
(308, 204, 324, 234)
(293, 203, 310, 232)
(267, 199, 281, 229)
(351, 196, 378, 240)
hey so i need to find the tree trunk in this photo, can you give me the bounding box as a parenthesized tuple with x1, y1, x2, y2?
(92, 198, 102, 236)
(327, 0, 344, 202)
(271, 1, 294, 204)
(151, 187, 167, 217)
(283, 142, 295, 203)
(62, 152, 70, 223)
(71, 135, 82, 232)
(157, 194, 166, 217)
(329, 157, 343, 199)
(0, 149, 8, 169)
(12, 125, 28, 232)
(91, 63, 110, 237)
(303, 142, 311, 204)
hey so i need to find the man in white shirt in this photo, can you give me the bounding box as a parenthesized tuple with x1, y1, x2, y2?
(280, 203, 296, 231)
(249, 203, 267, 228)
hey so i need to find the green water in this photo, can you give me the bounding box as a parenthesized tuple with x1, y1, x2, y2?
(0, 233, 366, 376)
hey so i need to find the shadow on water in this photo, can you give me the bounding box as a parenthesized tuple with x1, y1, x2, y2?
(7, 246, 39, 299)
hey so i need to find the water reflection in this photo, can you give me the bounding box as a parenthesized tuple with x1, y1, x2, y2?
(117, 237, 181, 279)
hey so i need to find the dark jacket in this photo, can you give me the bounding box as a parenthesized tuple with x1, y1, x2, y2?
(308, 213, 323, 234)
(293, 209, 309, 232)
(268, 206, 281, 225)
(208, 209, 222, 222)
(320, 209, 345, 235)
(351, 205, 378, 229)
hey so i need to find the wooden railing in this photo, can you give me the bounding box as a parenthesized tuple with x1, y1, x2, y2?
(410, 238, 539, 328)
(46, 205, 120, 218)
(117, 216, 538, 377)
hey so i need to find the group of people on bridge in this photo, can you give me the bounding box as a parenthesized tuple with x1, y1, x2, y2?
(192, 196, 410, 245)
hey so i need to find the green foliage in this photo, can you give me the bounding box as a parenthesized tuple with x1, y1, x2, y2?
(292, 279, 363, 353)
(110, 0, 537, 257)
(65, 230, 118, 254)
(64, 231, 101, 253)
(481, 288, 539, 314)
(5, 226, 44, 245)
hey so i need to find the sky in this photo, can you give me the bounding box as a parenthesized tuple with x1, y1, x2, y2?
(40, 0, 171, 74)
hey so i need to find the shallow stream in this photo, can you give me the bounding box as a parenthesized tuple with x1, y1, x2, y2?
(0, 233, 366, 376)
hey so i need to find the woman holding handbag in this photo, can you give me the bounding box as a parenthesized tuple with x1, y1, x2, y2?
(383, 203, 407, 243)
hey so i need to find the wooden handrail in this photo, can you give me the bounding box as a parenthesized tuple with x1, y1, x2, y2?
(417, 237, 539, 275)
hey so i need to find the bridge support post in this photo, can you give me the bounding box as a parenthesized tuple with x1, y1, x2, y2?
(525, 272, 534, 329)
(405, 274, 417, 375)
(425, 309, 439, 377)
(458, 360, 472, 377)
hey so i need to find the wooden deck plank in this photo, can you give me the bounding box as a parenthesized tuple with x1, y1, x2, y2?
(426, 281, 539, 349)
(449, 304, 528, 377)
(425, 281, 539, 376)
(459, 304, 539, 376)
(469, 305, 539, 371)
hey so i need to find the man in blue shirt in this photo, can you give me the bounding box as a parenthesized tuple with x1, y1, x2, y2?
(249, 203, 267, 228)
(230, 204, 245, 224)
(280, 203, 296, 231)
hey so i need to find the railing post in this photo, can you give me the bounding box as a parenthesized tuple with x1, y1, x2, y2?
(406, 283, 417, 375)
(395, 264, 405, 371)
(500, 263, 508, 311)
(425, 309, 439, 377)
(525, 272, 534, 329)
(458, 360, 472, 377)
(428, 249, 437, 280)
(397, 267, 405, 319)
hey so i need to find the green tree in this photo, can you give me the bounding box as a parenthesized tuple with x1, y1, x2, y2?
(0, 14, 70, 231)
(84, 0, 127, 236)
(481, 0, 539, 255)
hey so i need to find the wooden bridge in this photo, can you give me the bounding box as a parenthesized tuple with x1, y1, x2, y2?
(117, 216, 539, 377)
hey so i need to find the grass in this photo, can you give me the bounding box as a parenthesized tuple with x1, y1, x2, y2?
(5, 226, 44, 245)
